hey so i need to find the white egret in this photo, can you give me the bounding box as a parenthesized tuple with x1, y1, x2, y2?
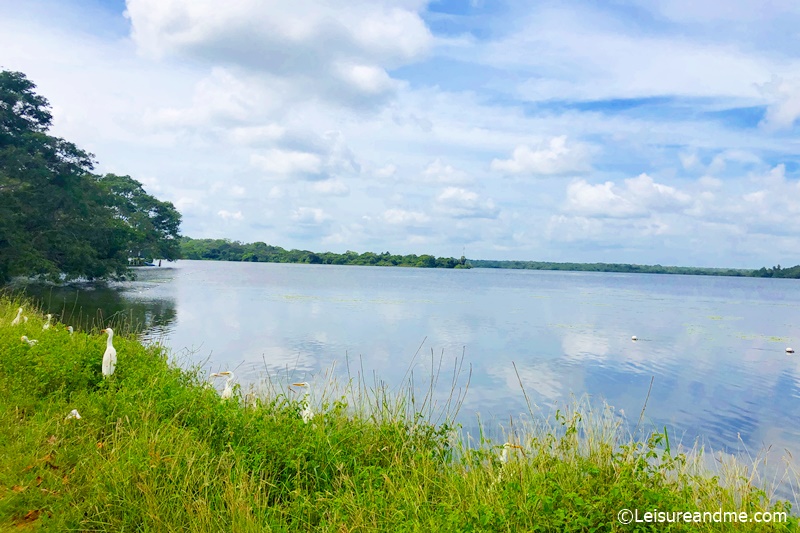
(43, 314, 52, 330)
(292, 382, 314, 423)
(211, 371, 235, 400)
(101, 328, 117, 377)
(10, 307, 22, 326)
(787, 347, 795, 354)
(631, 335, 638, 341)
(65, 409, 82, 420)
(66, 326, 74, 335)
(491, 442, 526, 486)
(20, 335, 38, 346)
(500, 442, 525, 464)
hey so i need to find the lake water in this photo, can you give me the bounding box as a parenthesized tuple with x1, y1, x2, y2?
(22, 259, 800, 490)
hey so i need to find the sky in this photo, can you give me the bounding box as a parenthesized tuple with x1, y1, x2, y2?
(2, 0, 800, 268)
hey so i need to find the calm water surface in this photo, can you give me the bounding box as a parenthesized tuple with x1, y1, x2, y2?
(26, 260, 800, 469)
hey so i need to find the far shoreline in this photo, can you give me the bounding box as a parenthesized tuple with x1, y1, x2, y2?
(178, 237, 799, 279)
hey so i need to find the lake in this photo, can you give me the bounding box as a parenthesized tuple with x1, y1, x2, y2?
(20, 260, 800, 485)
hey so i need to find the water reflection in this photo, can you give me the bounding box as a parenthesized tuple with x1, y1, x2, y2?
(13, 267, 178, 336)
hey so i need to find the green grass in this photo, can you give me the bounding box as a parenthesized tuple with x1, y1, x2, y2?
(0, 297, 797, 531)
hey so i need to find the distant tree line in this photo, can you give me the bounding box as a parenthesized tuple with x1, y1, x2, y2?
(180, 237, 800, 278)
(469, 260, 800, 278)
(180, 238, 471, 269)
(751, 264, 800, 278)
(0, 70, 181, 283)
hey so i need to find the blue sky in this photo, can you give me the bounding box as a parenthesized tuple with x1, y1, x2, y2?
(2, 0, 800, 267)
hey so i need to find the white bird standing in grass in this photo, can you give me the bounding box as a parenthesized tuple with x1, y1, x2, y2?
(11, 307, 23, 326)
(65, 409, 82, 420)
(66, 326, 74, 335)
(101, 328, 117, 377)
(43, 314, 52, 330)
(500, 442, 525, 464)
(493, 442, 526, 486)
(211, 371, 235, 400)
(20, 335, 38, 346)
(292, 382, 314, 423)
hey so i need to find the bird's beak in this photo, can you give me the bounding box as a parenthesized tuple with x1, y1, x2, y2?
(292, 382, 305, 386)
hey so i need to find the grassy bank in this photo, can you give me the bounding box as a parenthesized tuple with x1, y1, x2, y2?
(0, 298, 796, 531)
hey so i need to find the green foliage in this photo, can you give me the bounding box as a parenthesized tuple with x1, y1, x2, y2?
(0, 297, 796, 531)
(751, 265, 800, 279)
(469, 259, 758, 277)
(0, 70, 181, 283)
(180, 237, 471, 269)
(470, 259, 800, 279)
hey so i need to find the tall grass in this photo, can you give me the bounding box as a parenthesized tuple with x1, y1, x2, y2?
(0, 297, 796, 531)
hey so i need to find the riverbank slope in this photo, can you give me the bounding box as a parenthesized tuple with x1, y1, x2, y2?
(0, 298, 795, 531)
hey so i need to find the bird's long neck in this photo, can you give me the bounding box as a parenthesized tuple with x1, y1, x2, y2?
(106, 333, 114, 347)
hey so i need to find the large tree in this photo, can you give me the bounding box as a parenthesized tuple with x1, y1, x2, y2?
(0, 70, 181, 282)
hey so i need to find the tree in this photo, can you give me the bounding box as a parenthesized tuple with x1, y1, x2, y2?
(96, 173, 181, 261)
(0, 70, 181, 282)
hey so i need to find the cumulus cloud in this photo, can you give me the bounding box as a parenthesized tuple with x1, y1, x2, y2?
(227, 124, 285, 146)
(291, 206, 329, 224)
(251, 149, 322, 178)
(310, 178, 349, 196)
(435, 187, 499, 219)
(374, 163, 397, 179)
(422, 158, 470, 184)
(698, 176, 723, 190)
(217, 209, 243, 220)
(143, 68, 273, 130)
(565, 174, 692, 219)
(491, 136, 591, 177)
(125, 0, 432, 107)
(760, 77, 800, 130)
(383, 208, 430, 225)
(737, 165, 800, 224)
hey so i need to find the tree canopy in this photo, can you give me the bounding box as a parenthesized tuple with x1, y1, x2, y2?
(0, 70, 181, 283)
(180, 237, 471, 269)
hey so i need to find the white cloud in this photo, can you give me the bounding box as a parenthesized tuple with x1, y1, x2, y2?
(251, 149, 322, 177)
(310, 178, 349, 196)
(227, 124, 285, 146)
(422, 158, 470, 184)
(760, 77, 800, 130)
(679, 152, 700, 171)
(698, 176, 723, 190)
(374, 163, 397, 179)
(291, 206, 329, 224)
(334, 62, 398, 96)
(475, 6, 781, 102)
(174, 196, 207, 215)
(707, 150, 762, 175)
(143, 67, 273, 130)
(565, 174, 692, 219)
(217, 209, 243, 220)
(383, 208, 430, 225)
(126, 0, 432, 107)
(491, 136, 591, 177)
(435, 187, 499, 219)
